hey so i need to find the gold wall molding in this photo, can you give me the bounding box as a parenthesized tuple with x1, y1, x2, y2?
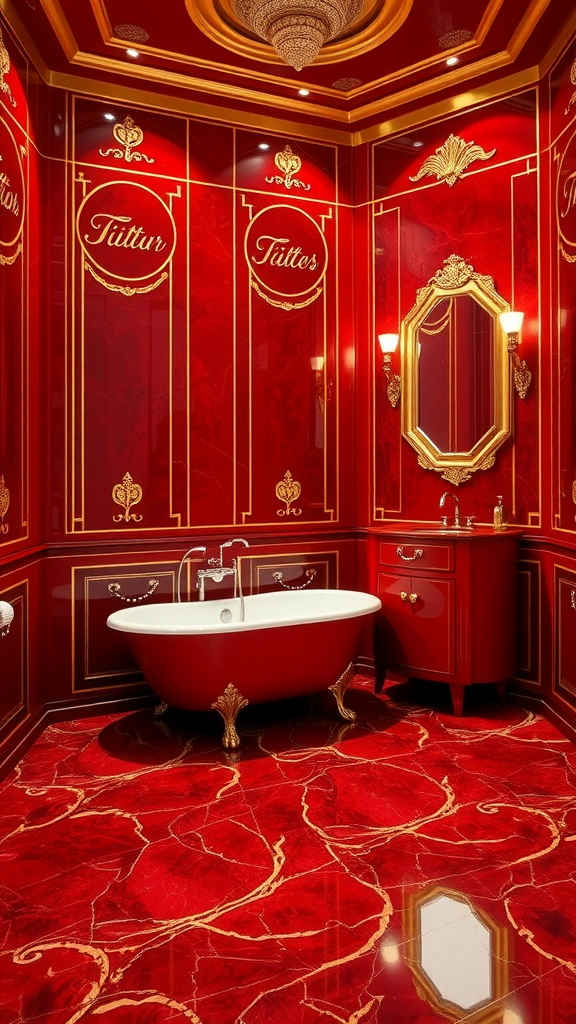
(98, 115, 154, 164)
(0, 24, 16, 107)
(409, 133, 496, 187)
(112, 472, 143, 523)
(251, 276, 321, 309)
(0, 239, 21, 264)
(0, 474, 9, 534)
(84, 259, 168, 295)
(265, 145, 310, 191)
(276, 470, 302, 517)
(565, 55, 576, 115)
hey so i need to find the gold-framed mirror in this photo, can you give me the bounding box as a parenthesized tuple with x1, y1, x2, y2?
(401, 255, 511, 486)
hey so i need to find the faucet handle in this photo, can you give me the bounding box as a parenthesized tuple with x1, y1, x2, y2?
(465, 515, 476, 529)
(440, 515, 449, 528)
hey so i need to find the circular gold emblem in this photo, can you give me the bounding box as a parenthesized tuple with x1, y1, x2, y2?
(76, 181, 176, 281)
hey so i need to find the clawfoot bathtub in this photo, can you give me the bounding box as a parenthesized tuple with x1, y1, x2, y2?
(107, 589, 381, 748)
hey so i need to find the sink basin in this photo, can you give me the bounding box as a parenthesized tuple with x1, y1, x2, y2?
(405, 526, 475, 536)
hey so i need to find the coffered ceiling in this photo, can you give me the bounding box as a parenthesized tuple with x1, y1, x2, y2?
(3, 0, 576, 141)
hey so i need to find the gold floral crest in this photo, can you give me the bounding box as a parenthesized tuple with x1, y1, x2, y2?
(0, 26, 16, 107)
(0, 474, 9, 534)
(265, 145, 310, 191)
(409, 134, 496, 187)
(112, 471, 143, 523)
(99, 116, 154, 164)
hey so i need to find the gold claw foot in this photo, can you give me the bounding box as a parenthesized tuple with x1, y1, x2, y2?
(154, 701, 168, 717)
(328, 663, 357, 722)
(211, 683, 249, 749)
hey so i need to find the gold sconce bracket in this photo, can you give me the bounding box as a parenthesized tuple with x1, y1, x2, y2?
(378, 334, 401, 408)
(311, 357, 332, 412)
(500, 312, 531, 399)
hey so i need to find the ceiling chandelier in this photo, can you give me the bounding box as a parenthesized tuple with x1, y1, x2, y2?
(234, 0, 364, 71)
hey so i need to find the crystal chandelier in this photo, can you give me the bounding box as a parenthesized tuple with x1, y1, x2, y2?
(234, 0, 364, 71)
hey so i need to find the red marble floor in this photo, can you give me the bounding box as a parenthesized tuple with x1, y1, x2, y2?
(1, 678, 576, 1024)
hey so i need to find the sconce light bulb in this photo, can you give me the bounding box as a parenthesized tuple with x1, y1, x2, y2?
(378, 333, 399, 354)
(310, 356, 324, 372)
(499, 311, 524, 335)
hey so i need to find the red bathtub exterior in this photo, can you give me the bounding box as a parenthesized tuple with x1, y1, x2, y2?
(108, 593, 380, 711)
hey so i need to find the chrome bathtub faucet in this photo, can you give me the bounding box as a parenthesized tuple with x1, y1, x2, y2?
(177, 539, 249, 602)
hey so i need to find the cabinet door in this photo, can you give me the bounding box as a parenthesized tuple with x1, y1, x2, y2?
(378, 572, 455, 677)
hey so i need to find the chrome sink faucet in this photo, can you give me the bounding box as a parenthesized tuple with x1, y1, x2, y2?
(439, 491, 460, 528)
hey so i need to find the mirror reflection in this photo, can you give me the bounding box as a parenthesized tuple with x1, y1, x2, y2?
(401, 255, 511, 486)
(418, 294, 494, 453)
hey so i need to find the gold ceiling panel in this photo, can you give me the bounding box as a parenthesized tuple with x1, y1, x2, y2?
(184, 0, 413, 66)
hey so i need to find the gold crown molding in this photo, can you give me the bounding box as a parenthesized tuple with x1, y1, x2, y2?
(46, 71, 355, 146)
(184, 0, 412, 66)
(539, 7, 576, 81)
(14, 0, 553, 117)
(37, 0, 76, 60)
(24, 43, 541, 135)
(0, 0, 562, 148)
(49, 0, 547, 112)
(355, 67, 540, 146)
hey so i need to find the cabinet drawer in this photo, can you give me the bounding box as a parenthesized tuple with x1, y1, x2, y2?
(379, 540, 454, 572)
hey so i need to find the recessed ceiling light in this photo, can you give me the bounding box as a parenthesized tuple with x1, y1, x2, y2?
(446, 55, 459, 66)
(104, 113, 116, 121)
(298, 88, 310, 97)
(258, 143, 270, 150)
(413, 140, 424, 148)
(126, 47, 140, 58)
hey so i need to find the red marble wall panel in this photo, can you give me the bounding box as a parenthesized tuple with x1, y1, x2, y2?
(187, 179, 235, 528)
(0, 582, 27, 732)
(235, 191, 338, 526)
(0, 26, 30, 551)
(549, 45, 576, 537)
(71, 561, 176, 691)
(371, 92, 540, 528)
(70, 101, 189, 534)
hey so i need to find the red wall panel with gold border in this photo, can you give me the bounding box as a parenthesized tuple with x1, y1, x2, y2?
(63, 99, 352, 541)
(370, 93, 540, 531)
(549, 43, 576, 539)
(0, 21, 34, 552)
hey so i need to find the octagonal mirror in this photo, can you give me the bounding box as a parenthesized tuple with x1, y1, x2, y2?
(401, 255, 511, 486)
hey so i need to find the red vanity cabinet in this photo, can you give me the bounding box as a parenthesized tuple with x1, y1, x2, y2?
(375, 527, 523, 714)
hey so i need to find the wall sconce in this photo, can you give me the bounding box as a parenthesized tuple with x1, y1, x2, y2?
(378, 333, 401, 408)
(310, 356, 331, 412)
(499, 311, 531, 399)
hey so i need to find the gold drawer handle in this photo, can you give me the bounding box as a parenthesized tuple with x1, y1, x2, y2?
(400, 591, 418, 604)
(108, 579, 160, 603)
(272, 568, 317, 590)
(396, 546, 424, 562)
(572, 589, 576, 611)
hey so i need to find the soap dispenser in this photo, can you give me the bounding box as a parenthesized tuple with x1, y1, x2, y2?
(493, 495, 507, 530)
